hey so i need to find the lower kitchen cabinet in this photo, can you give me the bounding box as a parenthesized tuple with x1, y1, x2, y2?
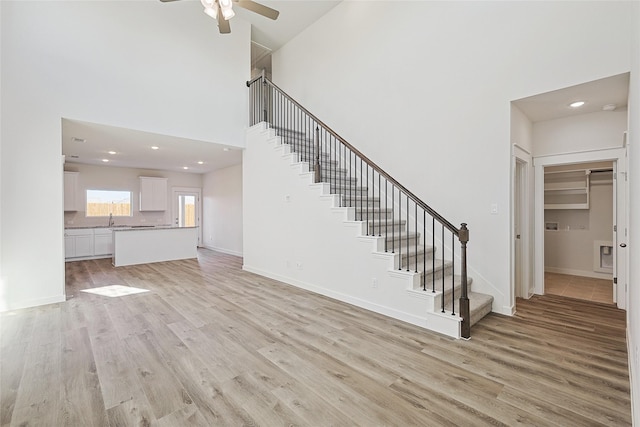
(94, 228, 113, 256)
(65, 228, 112, 260)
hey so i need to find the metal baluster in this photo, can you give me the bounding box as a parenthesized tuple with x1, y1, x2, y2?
(414, 201, 418, 273)
(405, 195, 409, 271)
(451, 232, 455, 315)
(360, 158, 364, 234)
(432, 217, 435, 293)
(398, 191, 402, 270)
(378, 172, 382, 236)
(391, 185, 395, 254)
(423, 210, 426, 291)
(385, 180, 388, 251)
(367, 164, 371, 235)
(441, 224, 445, 313)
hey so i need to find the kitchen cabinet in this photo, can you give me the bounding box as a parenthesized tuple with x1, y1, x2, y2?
(64, 228, 94, 258)
(64, 171, 79, 211)
(94, 228, 113, 256)
(139, 177, 168, 211)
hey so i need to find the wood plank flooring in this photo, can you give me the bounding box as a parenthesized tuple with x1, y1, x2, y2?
(0, 249, 631, 426)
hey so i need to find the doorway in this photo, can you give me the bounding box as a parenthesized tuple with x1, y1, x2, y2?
(533, 148, 627, 310)
(172, 187, 202, 246)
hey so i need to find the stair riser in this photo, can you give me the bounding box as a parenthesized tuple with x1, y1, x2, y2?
(341, 198, 380, 208)
(404, 263, 453, 282)
(298, 153, 333, 161)
(366, 223, 406, 234)
(355, 211, 394, 221)
(382, 236, 422, 251)
(331, 188, 369, 196)
(323, 177, 358, 185)
(317, 171, 351, 180)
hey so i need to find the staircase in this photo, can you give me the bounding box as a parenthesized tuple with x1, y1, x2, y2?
(245, 76, 493, 339)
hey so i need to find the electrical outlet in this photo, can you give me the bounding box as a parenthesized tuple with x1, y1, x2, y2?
(372, 278, 378, 288)
(285, 195, 291, 203)
(296, 261, 303, 270)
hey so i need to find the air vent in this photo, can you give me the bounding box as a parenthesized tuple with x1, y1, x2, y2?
(71, 137, 86, 143)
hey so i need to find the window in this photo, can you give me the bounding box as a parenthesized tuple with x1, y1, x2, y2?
(86, 190, 132, 217)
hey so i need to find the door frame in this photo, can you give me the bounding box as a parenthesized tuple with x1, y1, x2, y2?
(172, 187, 202, 247)
(532, 146, 628, 309)
(511, 144, 533, 307)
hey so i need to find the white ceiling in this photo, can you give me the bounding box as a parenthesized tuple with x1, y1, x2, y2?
(62, 119, 242, 174)
(62, 1, 340, 174)
(235, 0, 341, 51)
(513, 73, 629, 123)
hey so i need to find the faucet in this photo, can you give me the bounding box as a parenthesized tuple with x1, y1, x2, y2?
(108, 213, 114, 227)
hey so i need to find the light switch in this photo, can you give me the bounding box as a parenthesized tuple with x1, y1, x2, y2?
(490, 203, 498, 215)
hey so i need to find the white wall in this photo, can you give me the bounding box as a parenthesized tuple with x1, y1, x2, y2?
(511, 105, 534, 154)
(533, 111, 628, 157)
(63, 163, 202, 228)
(270, 1, 633, 314)
(202, 164, 243, 256)
(627, 2, 640, 422)
(0, 1, 250, 311)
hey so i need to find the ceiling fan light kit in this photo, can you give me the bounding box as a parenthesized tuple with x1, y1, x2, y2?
(163, 0, 279, 34)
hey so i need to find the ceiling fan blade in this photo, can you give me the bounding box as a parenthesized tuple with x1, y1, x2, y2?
(217, 9, 231, 34)
(234, 0, 279, 20)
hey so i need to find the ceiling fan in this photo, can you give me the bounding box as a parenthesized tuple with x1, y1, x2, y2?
(160, 0, 279, 34)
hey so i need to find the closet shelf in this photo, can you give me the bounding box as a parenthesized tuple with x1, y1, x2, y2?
(544, 169, 589, 210)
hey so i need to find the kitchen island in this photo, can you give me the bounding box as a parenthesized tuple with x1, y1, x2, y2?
(112, 226, 198, 267)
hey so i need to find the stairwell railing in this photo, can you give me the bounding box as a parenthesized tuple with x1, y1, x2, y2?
(247, 73, 471, 338)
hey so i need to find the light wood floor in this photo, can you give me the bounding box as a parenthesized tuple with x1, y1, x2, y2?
(1, 249, 631, 426)
(545, 272, 614, 304)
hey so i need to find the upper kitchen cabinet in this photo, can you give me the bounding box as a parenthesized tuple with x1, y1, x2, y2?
(64, 171, 79, 211)
(139, 176, 168, 211)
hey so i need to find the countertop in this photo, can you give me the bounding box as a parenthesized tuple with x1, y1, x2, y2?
(65, 225, 198, 231)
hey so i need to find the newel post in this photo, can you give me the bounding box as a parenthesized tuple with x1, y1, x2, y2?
(459, 223, 471, 339)
(314, 126, 322, 183)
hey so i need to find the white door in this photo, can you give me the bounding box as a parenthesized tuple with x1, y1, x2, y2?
(613, 153, 628, 309)
(172, 189, 201, 246)
(514, 159, 525, 298)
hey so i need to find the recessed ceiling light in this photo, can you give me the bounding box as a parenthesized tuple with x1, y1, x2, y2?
(108, 151, 117, 155)
(183, 166, 189, 170)
(102, 159, 109, 163)
(223, 148, 230, 152)
(603, 103, 617, 111)
(569, 101, 585, 108)
(151, 146, 159, 150)
(72, 137, 86, 143)
(197, 161, 204, 165)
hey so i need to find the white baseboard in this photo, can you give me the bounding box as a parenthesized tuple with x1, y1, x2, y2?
(1, 294, 66, 312)
(202, 245, 243, 257)
(545, 266, 612, 280)
(628, 328, 638, 426)
(242, 264, 462, 339)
